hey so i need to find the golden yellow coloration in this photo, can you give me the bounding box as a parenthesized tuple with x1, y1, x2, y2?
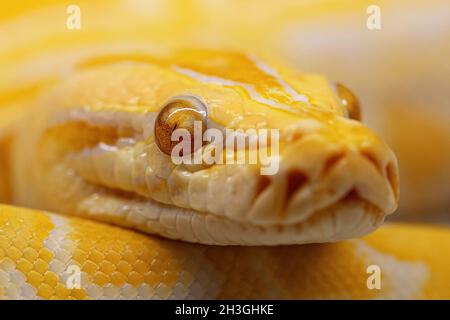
(0, 205, 449, 299)
(7, 48, 398, 246)
(0, 135, 11, 203)
(383, 106, 450, 217)
(0, 0, 448, 300)
(364, 225, 450, 298)
(0, 206, 86, 299)
(1, 0, 447, 217)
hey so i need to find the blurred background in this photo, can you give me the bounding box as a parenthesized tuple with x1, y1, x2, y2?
(0, 0, 449, 222)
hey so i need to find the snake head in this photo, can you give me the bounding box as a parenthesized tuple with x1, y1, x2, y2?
(11, 49, 399, 245)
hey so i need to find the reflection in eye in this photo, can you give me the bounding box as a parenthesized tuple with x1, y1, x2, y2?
(336, 83, 361, 121)
(155, 95, 207, 156)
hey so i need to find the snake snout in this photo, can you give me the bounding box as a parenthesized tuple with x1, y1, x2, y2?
(246, 118, 399, 227)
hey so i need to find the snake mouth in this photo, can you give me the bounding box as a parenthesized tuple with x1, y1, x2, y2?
(72, 181, 386, 245)
(21, 107, 399, 245)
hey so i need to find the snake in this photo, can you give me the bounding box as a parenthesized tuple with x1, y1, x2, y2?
(0, 48, 449, 299)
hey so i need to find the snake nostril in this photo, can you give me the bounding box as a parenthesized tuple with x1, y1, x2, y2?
(286, 169, 309, 205)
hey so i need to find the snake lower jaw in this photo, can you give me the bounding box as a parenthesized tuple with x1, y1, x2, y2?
(61, 181, 387, 246)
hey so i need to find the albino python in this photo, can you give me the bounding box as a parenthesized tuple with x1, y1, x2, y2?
(0, 49, 449, 299)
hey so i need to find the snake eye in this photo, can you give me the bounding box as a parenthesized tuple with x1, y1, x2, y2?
(336, 83, 361, 121)
(155, 95, 207, 156)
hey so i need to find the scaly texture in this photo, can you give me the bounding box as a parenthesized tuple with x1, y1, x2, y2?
(0, 0, 448, 218)
(0, 1, 448, 300)
(0, 205, 449, 299)
(8, 49, 398, 245)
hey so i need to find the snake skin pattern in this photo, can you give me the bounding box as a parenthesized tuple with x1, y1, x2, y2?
(0, 1, 449, 300)
(0, 48, 448, 300)
(1, 205, 450, 299)
(5, 49, 398, 246)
